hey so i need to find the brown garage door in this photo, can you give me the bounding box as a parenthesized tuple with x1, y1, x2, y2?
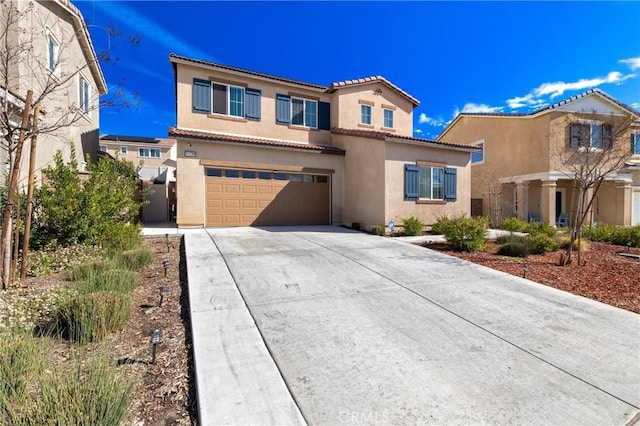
(205, 168, 330, 226)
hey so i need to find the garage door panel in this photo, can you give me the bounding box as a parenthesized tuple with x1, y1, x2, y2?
(206, 169, 330, 227)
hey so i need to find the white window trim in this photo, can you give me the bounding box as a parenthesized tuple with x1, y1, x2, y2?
(99, 145, 107, 153)
(46, 28, 61, 77)
(289, 97, 318, 129)
(361, 104, 372, 125)
(632, 132, 640, 156)
(78, 73, 91, 119)
(418, 166, 444, 200)
(138, 147, 161, 158)
(471, 140, 485, 165)
(120, 146, 127, 154)
(211, 81, 245, 118)
(383, 108, 394, 129)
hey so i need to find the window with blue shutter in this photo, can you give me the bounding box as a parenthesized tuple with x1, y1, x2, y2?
(245, 88, 261, 120)
(276, 94, 291, 124)
(444, 168, 457, 202)
(404, 164, 419, 200)
(193, 79, 211, 113)
(318, 101, 330, 130)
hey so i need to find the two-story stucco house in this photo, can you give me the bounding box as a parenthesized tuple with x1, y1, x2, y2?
(0, 0, 106, 184)
(169, 54, 479, 230)
(99, 134, 177, 222)
(437, 89, 640, 226)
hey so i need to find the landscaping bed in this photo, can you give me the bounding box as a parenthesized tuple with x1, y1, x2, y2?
(422, 240, 640, 314)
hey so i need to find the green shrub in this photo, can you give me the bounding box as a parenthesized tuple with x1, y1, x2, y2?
(351, 222, 361, 231)
(496, 234, 522, 245)
(474, 216, 491, 230)
(77, 270, 137, 295)
(585, 224, 640, 247)
(401, 216, 424, 236)
(430, 215, 452, 235)
(501, 217, 528, 233)
(0, 333, 44, 402)
(370, 226, 384, 236)
(498, 241, 529, 257)
(4, 350, 134, 425)
(526, 233, 559, 254)
(70, 260, 113, 282)
(101, 223, 142, 252)
(525, 222, 557, 238)
(53, 292, 131, 344)
(437, 216, 485, 251)
(557, 235, 590, 252)
(116, 247, 153, 270)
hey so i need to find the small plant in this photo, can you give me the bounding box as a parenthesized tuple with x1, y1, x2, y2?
(351, 222, 361, 231)
(498, 241, 530, 257)
(527, 233, 558, 254)
(525, 222, 557, 238)
(70, 260, 113, 282)
(430, 215, 452, 235)
(0, 332, 45, 402)
(402, 216, 424, 236)
(557, 235, 590, 252)
(53, 292, 131, 344)
(370, 226, 384, 236)
(116, 247, 154, 270)
(101, 223, 143, 252)
(77, 270, 137, 294)
(436, 216, 486, 251)
(501, 217, 528, 233)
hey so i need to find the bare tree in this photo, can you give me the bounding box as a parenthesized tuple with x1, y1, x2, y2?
(0, 1, 139, 288)
(551, 111, 635, 265)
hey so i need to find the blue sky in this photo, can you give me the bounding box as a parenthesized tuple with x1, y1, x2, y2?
(75, 1, 640, 140)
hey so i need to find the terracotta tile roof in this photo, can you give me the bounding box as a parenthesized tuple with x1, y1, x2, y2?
(329, 76, 420, 107)
(169, 54, 327, 91)
(168, 127, 345, 155)
(331, 127, 481, 152)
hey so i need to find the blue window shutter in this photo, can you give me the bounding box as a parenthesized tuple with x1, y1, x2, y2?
(444, 167, 457, 202)
(404, 164, 419, 200)
(318, 101, 330, 130)
(276, 94, 291, 124)
(193, 79, 211, 113)
(245, 88, 261, 120)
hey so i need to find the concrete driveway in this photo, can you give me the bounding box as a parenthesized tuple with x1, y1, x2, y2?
(186, 226, 640, 425)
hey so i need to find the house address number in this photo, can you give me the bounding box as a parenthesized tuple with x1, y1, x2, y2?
(184, 150, 197, 158)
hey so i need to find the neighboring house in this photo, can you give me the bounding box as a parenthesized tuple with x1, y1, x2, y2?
(437, 89, 640, 226)
(0, 0, 106, 184)
(99, 134, 177, 222)
(169, 53, 479, 229)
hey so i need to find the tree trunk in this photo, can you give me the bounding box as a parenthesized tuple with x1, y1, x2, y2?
(20, 103, 40, 282)
(1, 90, 32, 289)
(11, 188, 20, 285)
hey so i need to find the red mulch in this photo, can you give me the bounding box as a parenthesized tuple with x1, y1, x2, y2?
(421, 241, 640, 314)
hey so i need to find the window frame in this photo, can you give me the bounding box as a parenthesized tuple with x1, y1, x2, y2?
(78, 74, 90, 116)
(418, 166, 444, 200)
(46, 29, 60, 76)
(383, 108, 394, 129)
(361, 104, 372, 125)
(120, 146, 127, 154)
(290, 96, 318, 129)
(211, 81, 245, 118)
(138, 147, 161, 158)
(632, 132, 640, 156)
(570, 121, 613, 150)
(471, 141, 485, 165)
(98, 145, 107, 153)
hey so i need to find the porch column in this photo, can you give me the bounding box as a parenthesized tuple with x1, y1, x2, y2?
(541, 180, 557, 225)
(616, 182, 632, 226)
(516, 182, 529, 221)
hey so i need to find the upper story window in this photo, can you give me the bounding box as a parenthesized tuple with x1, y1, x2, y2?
(361, 105, 372, 125)
(276, 94, 330, 130)
(120, 146, 127, 154)
(471, 142, 484, 164)
(46, 31, 60, 75)
(139, 148, 161, 158)
(79, 75, 90, 115)
(383, 108, 394, 129)
(570, 122, 612, 150)
(98, 145, 107, 153)
(192, 78, 261, 120)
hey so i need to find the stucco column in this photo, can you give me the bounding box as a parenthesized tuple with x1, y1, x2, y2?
(541, 180, 557, 225)
(616, 182, 632, 226)
(516, 182, 529, 221)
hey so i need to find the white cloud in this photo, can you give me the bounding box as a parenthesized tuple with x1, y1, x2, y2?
(414, 129, 423, 134)
(458, 103, 503, 114)
(418, 113, 446, 127)
(533, 71, 635, 98)
(620, 57, 640, 71)
(94, 2, 215, 62)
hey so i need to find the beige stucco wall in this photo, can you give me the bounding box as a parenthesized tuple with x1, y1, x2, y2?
(175, 63, 332, 145)
(175, 139, 345, 227)
(331, 83, 414, 137)
(384, 141, 472, 226)
(5, 0, 101, 187)
(101, 141, 176, 182)
(330, 134, 386, 228)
